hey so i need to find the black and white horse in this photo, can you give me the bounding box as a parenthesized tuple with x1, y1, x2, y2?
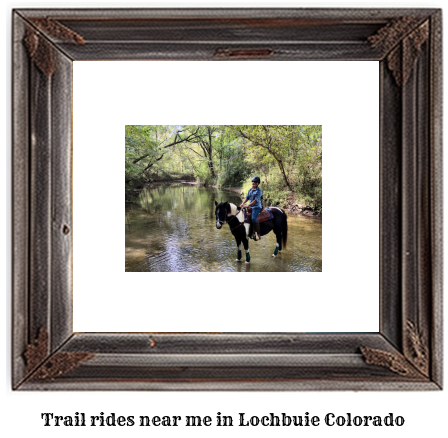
(214, 201, 288, 264)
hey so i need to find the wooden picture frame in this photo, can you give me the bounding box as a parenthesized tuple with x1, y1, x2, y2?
(12, 8, 442, 390)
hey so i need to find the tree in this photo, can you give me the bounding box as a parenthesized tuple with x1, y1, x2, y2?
(181, 125, 219, 180)
(125, 124, 322, 211)
(125, 125, 199, 184)
(232, 125, 296, 190)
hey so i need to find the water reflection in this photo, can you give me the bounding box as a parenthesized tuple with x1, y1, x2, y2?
(125, 183, 322, 272)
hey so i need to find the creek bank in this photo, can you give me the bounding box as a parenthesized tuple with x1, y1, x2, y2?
(269, 200, 321, 218)
(289, 205, 322, 218)
(180, 181, 322, 218)
(133, 180, 322, 218)
(179, 181, 242, 195)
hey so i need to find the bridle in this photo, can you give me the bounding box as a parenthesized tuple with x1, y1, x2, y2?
(216, 207, 244, 231)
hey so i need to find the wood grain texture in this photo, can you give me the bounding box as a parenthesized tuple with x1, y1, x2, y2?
(429, 10, 443, 388)
(29, 54, 52, 347)
(50, 49, 74, 351)
(12, 13, 30, 388)
(12, 7, 443, 391)
(379, 59, 402, 350)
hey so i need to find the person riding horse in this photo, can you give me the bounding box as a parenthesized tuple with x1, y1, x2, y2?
(240, 176, 263, 241)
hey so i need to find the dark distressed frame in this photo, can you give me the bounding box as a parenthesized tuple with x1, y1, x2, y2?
(12, 8, 442, 390)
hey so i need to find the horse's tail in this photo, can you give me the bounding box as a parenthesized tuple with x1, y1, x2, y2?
(282, 211, 288, 250)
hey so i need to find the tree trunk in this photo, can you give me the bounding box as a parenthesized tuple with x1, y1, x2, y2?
(277, 160, 293, 191)
(208, 158, 216, 179)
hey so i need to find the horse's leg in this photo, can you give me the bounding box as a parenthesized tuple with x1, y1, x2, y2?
(235, 237, 242, 262)
(272, 229, 282, 258)
(242, 237, 250, 264)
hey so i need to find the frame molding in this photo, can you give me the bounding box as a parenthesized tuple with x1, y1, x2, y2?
(12, 8, 442, 390)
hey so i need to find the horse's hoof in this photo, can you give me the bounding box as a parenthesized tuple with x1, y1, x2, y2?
(245, 261, 250, 265)
(236, 259, 241, 262)
(272, 254, 276, 258)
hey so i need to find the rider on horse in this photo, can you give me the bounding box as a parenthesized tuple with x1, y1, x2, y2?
(240, 176, 263, 241)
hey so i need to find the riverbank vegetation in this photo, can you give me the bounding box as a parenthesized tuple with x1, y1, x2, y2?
(125, 125, 322, 213)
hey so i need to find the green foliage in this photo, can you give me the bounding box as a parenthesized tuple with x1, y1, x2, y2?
(231, 125, 322, 210)
(125, 125, 176, 184)
(216, 140, 251, 187)
(194, 161, 214, 186)
(125, 125, 322, 211)
(241, 179, 252, 199)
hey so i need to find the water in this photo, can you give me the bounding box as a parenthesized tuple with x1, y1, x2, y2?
(125, 183, 322, 272)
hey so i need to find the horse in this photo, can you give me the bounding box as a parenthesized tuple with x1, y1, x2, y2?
(214, 201, 288, 264)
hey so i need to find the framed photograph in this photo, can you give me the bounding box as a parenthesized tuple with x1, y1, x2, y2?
(12, 8, 442, 390)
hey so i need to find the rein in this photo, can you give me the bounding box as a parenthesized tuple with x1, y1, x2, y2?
(228, 207, 248, 232)
(228, 215, 244, 231)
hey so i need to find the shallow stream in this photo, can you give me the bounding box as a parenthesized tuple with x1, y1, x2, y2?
(125, 184, 322, 272)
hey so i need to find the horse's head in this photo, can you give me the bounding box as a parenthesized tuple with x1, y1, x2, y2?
(214, 201, 231, 229)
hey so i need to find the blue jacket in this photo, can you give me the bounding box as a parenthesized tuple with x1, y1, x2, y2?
(246, 187, 263, 209)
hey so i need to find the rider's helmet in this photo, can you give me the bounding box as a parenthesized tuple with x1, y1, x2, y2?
(252, 176, 261, 184)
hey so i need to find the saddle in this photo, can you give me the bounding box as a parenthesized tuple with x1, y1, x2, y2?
(244, 207, 274, 224)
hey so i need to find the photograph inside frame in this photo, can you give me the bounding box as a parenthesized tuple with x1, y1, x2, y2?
(125, 125, 322, 272)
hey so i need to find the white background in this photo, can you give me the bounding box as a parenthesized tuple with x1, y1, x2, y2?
(73, 60, 379, 332)
(3, 1, 447, 438)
